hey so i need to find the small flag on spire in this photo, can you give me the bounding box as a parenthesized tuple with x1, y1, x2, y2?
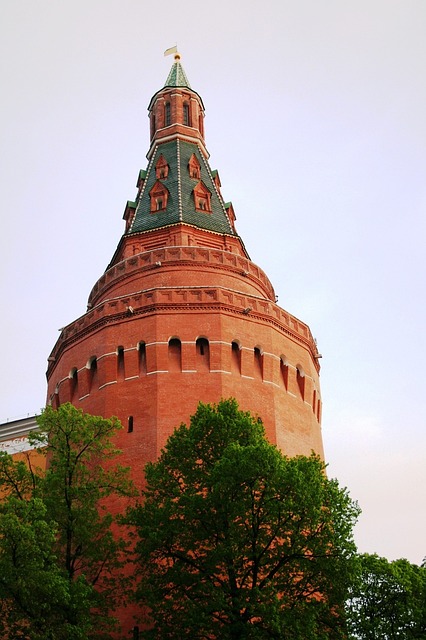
(164, 45, 178, 57)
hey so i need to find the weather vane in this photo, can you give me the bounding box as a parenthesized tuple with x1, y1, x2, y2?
(164, 45, 180, 61)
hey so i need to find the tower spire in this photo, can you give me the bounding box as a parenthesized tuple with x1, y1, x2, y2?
(109, 55, 244, 261)
(164, 53, 191, 88)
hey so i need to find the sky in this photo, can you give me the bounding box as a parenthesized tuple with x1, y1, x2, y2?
(1, 1, 425, 565)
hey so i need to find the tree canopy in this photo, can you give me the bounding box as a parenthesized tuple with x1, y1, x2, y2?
(346, 553, 426, 639)
(0, 403, 135, 639)
(128, 398, 360, 639)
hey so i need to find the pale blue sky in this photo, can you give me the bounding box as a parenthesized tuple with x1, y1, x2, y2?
(1, 0, 425, 564)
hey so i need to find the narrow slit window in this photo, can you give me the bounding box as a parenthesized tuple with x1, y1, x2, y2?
(296, 367, 305, 400)
(117, 346, 125, 381)
(183, 102, 190, 126)
(138, 341, 147, 375)
(128, 416, 134, 433)
(165, 102, 171, 126)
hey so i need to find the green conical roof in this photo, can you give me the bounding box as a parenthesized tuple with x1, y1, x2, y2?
(129, 140, 235, 236)
(164, 59, 191, 88)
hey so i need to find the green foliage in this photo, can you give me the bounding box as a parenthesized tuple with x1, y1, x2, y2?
(0, 403, 136, 639)
(346, 553, 426, 639)
(128, 398, 360, 639)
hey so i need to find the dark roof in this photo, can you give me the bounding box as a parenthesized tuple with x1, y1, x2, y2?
(129, 140, 236, 236)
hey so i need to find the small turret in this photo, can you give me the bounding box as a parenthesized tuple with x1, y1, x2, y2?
(147, 53, 206, 157)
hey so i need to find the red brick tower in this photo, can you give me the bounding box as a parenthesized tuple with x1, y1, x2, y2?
(46, 52, 324, 487)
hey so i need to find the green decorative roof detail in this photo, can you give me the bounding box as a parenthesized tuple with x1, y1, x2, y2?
(129, 140, 235, 236)
(164, 61, 191, 88)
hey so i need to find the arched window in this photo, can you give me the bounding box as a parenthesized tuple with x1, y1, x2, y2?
(280, 357, 289, 390)
(196, 337, 210, 372)
(117, 346, 125, 381)
(69, 367, 78, 400)
(296, 366, 305, 400)
(52, 386, 60, 409)
(150, 113, 155, 139)
(87, 356, 98, 392)
(231, 341, 241, 374)
(254, 347, 263, 380)
(138, 341, 147, 375)
(183, 102, 191, 126)
(168, 338, 182, 372)
(165, 102, 171, 126)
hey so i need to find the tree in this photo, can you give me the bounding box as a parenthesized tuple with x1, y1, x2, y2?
(128, 398, 360, 639)
(346, 553, 426, 639)
(0, 403, 135, 639)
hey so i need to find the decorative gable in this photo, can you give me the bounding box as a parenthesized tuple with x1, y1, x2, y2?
(123, 200, 136, 232)
(193, 181, 212, 213)
(211, 169, 222, 193)
(225, 202, 237, 232)
(149, 180, 169, 213)
(155, 154, 169, 179)
(188, 153, 201, 180)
